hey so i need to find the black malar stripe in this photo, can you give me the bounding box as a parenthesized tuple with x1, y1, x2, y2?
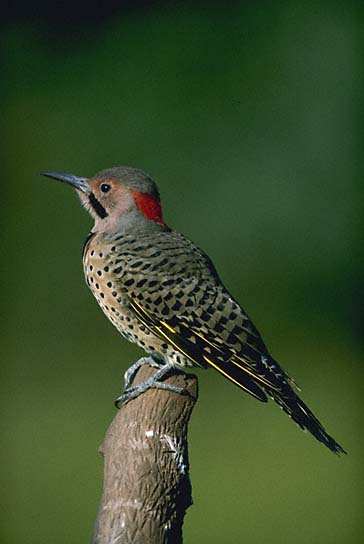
(89, 192, 108, 218)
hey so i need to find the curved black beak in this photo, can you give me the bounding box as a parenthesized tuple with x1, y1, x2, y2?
(41, 171, 91, 194)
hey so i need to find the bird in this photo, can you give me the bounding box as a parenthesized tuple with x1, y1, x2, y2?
(42, 166, 346, 455)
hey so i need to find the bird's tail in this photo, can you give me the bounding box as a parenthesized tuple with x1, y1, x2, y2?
(271, 390, 346, 455)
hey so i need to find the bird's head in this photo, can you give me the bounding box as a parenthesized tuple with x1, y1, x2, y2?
(42, 166, 165, 234)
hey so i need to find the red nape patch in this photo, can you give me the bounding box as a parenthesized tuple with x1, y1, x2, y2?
(132, 191, 164, 225)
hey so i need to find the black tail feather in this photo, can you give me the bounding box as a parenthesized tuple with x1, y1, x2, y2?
(272, 391, 346, 455)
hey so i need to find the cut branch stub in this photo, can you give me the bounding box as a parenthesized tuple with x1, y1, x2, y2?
(92, 364, 198, 544)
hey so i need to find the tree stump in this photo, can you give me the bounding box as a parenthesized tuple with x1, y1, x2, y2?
(92, 363, 198, 544)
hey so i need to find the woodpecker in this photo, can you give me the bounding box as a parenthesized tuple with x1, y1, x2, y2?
(42, 166, 345, 454)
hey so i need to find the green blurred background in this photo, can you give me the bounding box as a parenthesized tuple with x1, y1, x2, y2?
(1, 1, 362, 542)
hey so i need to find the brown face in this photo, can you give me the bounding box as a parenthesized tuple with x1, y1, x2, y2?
(86, 177, 164, 225)
(85, 177, 135, 219)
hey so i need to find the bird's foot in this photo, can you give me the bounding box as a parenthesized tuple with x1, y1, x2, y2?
(123, 355, 161, 390)
(115, 359, 190, 408)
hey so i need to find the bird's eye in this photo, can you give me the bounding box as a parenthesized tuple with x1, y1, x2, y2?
(100, 183, 111, 193)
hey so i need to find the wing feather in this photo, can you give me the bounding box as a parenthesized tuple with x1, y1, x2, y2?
(129, 298, 268, 402)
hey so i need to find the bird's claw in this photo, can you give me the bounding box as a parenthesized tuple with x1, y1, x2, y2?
(115, 381, 187, 407)
(123, 356, 161, 390)
(115, 358, 191, 408)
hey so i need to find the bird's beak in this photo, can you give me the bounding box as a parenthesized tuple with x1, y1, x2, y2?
(41, 171, 91, 194)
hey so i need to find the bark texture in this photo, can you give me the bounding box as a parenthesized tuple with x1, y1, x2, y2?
(92, 364, 198, 544)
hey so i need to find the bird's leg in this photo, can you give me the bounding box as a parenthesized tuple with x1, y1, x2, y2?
(123, 356, 161, 390)
(115, 357, 191, 407)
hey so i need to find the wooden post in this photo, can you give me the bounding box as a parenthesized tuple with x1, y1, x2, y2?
(92, 363, 198, 544)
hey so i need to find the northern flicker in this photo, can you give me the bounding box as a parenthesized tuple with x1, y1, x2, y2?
(42, 166, 345, 454)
